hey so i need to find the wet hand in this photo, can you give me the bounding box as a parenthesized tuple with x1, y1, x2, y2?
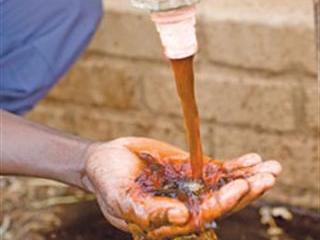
(82, 137, 191, 234)
(199, 152, 282, 227)
(82, 137, 281, 239)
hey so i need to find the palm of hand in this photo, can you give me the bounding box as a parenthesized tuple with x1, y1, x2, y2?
(83, 137, 281, 239)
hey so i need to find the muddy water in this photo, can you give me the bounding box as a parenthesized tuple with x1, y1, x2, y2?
(170, 56, 203, 179)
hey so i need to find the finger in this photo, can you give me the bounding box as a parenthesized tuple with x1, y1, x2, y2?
(229, 160, 282, 179)
(104, 211, 128, 232)
(125, 195, 190, 230)
(200, 179, 249, 222)
(233, 173, 275, 212)
(96, 195, 128, 232)
(249, 160, 282, 177)
(147, 222, 194, 240)
(224, 153, 262, 171)
(167, 206, 190, 225)
(127, 195, 193, 240)
(146, 197, 190, 226)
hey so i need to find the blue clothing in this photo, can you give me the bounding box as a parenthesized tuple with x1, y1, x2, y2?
(0, 0, 103, 114)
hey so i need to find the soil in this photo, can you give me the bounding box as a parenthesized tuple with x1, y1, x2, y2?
(135, 152, 231, 218)
(45, 200, 320, 240)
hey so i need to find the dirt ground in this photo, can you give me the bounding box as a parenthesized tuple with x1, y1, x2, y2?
(0, 176, 94, 240)
(1, 176, 319, 240)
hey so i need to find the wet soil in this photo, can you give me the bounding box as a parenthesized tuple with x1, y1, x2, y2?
(135, 151, 229, 218)
(46, 201, 320, 240)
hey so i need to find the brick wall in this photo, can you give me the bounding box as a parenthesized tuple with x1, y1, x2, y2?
(27, 0, 319, 208)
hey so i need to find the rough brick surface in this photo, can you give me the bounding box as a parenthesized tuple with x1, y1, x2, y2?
(205, 24, 315, 74)
(201, 0, 316, 74)
(198, 73, 296, 131)
(27, 101, 76, 132)
(27, 102, 214, 155)
(305, 83, 319, 131)
(89, 5, 162, 59)
(143, 66, 181, 115)
(214, 126, 319, 197)
(48, 59, 142, 110)
(90, 0, 207, 60)
(91, 0, 316, 74)
(144, 65, 296, 131)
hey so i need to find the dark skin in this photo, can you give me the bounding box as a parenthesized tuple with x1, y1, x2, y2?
(1, 110, 282, 239)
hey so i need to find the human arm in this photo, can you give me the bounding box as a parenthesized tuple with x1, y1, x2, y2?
(1, 110, 93, 188)
(0, 110, 281, 238)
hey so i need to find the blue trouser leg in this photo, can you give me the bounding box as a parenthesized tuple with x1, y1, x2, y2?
(0, 0, 103, 114)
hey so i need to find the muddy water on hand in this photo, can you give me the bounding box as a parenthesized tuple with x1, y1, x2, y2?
(170, 56, 203, 179)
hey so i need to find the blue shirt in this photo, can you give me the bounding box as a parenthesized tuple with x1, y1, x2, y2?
(0, 0, 103, 114)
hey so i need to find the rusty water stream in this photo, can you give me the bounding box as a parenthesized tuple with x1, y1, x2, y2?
(170, 56, 204, 180)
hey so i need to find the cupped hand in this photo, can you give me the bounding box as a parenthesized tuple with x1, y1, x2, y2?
(81, 137, 281, 239)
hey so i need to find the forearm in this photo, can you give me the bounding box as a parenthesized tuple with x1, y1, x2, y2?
(1, 110, 94, 189)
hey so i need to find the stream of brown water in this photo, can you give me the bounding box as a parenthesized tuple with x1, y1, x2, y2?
(170, 56, 204, 179)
